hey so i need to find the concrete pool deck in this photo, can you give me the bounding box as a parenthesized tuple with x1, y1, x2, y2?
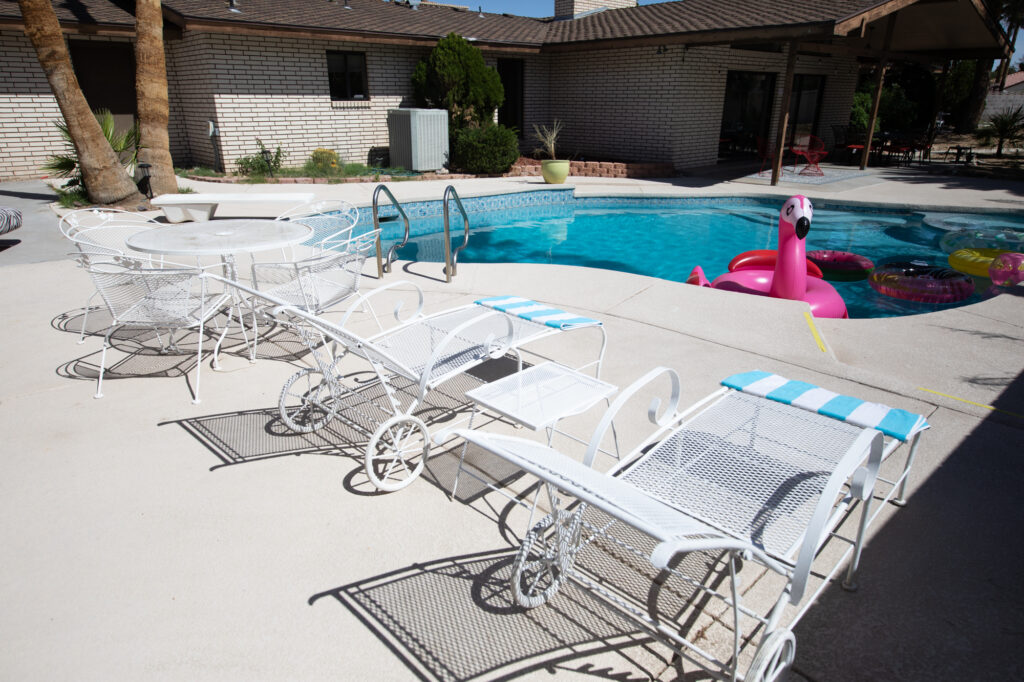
(1, 168, 1022, 680)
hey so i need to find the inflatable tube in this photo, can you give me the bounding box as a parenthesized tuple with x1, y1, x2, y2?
(728, 249, 823, 278)
(939, 227, 1024, 254)
(806, 249, 875, 282)
(868, 261, 974, 303)
(948, 248, 1009, 278)
(989, 252, 1024, 286)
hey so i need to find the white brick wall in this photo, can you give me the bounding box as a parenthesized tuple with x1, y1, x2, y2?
(0, 29, 69, 180)
(0, 24, 859, 179)
(183, 32, 429, 173)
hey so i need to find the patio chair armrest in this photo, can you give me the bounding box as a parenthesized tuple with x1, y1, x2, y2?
(583, 367, 682, 468)
(338, 279, 425, 330)
(789, 428, 884, 604)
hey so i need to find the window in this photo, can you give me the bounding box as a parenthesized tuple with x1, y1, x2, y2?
(787, 75, 826, 145)
(327, 51, 368, 101)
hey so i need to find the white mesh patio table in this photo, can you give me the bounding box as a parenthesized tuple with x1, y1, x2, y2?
(125, 219, 313, 258)
(453, 362, 617, 498)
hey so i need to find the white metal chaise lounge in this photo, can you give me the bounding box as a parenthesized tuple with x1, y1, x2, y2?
(455, 368, 928, 682)
(265, 284, 607, 492)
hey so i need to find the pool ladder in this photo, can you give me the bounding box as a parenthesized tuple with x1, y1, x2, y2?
(371, 183, 470, 282)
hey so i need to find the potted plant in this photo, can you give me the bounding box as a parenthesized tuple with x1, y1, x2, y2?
(532, 120, 569, 184)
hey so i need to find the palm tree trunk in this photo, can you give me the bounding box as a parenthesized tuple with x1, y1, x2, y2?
(18, 0, 140, 205)
(960, 59, 994, 133)
(134, 0, 178, 197)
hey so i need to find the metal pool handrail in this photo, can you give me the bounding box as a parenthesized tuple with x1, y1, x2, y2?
(372, 184, 410, 276)
(443, 185, 470, 283)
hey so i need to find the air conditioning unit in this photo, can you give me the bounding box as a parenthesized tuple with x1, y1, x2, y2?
(387, 108, 449, 172)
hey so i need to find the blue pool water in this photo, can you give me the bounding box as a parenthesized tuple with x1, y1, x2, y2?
(366, 194, 1024, 319)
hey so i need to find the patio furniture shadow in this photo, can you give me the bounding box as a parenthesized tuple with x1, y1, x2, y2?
(163, 358, 531, 494)
(309, 528, 737, 682)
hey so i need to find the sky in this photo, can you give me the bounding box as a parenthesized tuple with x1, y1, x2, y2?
(472, 0, 674, 17)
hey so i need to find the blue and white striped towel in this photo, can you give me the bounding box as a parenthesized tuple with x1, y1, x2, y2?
(475, 296, 601, 329)
(722, 370, 929, 442)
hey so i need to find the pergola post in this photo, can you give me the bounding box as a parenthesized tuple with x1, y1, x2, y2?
(771, 41, 798, 186)
(860, 14, 897, 170)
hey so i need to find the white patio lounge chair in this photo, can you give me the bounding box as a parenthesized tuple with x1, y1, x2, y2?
(259, 283, 607, 492)
(455, 368, 929, 682)
(83, 261, 235, 404)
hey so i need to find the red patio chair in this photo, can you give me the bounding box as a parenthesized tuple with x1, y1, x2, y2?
(797, 135, 827, 175)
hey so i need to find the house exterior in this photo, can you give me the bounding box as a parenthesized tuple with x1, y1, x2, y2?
(984, 70, 1024, 121)
(0, 0, 1008, 180)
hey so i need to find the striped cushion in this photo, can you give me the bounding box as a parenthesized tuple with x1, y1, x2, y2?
(475, 295, 601, 329)
(722, 370, 929, 442)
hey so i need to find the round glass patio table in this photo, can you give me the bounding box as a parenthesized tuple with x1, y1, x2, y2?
(126, 218, 312, 258)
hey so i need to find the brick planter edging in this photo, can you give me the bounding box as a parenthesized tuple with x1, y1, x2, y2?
(505, 158, 674, 179)
(186, 158, 674, 184)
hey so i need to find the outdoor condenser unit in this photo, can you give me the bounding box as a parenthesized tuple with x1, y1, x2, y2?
(387, 108, 449, 171)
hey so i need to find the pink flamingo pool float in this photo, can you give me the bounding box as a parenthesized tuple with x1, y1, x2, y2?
(687, 195, 849, 318)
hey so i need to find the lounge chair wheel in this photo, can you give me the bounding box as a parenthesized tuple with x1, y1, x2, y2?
(511, 510, 581, 609)
(279, 368, 336, 433)
(365, 415, 429, 492)
(746, 628, 795, 682)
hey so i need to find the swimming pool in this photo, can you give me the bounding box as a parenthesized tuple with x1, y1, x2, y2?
(363, 192, 1024, 319)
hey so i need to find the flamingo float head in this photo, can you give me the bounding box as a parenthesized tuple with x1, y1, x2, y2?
(770, 195, 814, 299)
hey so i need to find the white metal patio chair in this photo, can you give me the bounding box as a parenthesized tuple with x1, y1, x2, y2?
(250, 228, 378, 315)
(83, 260, 236, 404)
(455, 368, 929, 682)
(258, 282, 607, 492)
(274, 199, 361, 260)
(62, 209, 164, 343)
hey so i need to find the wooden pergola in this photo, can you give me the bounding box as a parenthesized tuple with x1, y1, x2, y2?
(765, 0, 1010, 185)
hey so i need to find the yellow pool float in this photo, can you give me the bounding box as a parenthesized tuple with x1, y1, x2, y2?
(948, 248, 1010, 278)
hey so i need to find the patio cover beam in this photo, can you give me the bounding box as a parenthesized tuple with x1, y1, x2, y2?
(770, 41, 798, 187)
(860, 14, 897, 170)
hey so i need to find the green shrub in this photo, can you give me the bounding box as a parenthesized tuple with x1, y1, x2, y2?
(306, 148, 339, 173)
(235, 139, 285, 176)
(43, 109, 139, 188)
(411, 33, 504, 130)
(451, 125, 519, 174)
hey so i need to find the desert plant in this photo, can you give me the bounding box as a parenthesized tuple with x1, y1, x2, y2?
(531, 120, 564, 159)
(307, 148, 339, 173)
(411, 33, 504, 130)
(979, 105, 1024, 156)
(42, 108, 139, 188)
(235, 139, 285, 176)
(451, 124, 519, 174)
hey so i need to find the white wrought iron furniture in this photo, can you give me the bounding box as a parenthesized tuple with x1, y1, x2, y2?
(250, 229, 378, 314)
(83, 260, 235, 404)
(265, 284, 607, 492)
(61, 209, 163, 343)
(455, 368, 928, 682)
(276, 199, 360, 249)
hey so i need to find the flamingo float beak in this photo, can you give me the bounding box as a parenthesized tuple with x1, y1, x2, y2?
(795, 216, 810, 240)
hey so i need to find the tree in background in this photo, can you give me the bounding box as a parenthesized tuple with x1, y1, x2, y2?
(412, 33, 504, 130)
(134, 0, 177, 197)
(411, 33, 519, 174)
(19, 0, 140, 204)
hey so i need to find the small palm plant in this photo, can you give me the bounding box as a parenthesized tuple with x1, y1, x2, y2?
(43, 109, 140, 187)
(978, 105, 1024, 157)
(532, 119, 564, 160)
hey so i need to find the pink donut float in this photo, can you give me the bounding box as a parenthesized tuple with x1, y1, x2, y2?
(869, 261, 974, 304)
(988, 252, 1024, 286)
(806, 250, 875, 282)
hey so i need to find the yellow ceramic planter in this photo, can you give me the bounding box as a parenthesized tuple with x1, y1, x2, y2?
(541, 159, 570, 184)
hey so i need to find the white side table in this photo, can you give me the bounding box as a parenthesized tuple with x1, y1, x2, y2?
(453, 362, 617, 498)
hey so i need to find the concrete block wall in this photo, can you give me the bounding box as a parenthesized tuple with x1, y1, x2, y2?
(189, 32, 428, 173)
(983, 90, 1024, 120)
(0, 29, 70, 180)
(555, 0, 636, 17)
